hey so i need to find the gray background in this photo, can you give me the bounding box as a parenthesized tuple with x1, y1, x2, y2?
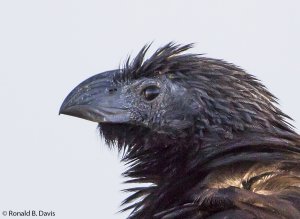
(0, 0, 299, 218)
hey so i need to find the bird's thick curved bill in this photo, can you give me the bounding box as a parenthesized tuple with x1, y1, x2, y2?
(59, 70, 131, 123)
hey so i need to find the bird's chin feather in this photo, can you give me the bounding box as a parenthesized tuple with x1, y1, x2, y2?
(97, 122, 197, 152)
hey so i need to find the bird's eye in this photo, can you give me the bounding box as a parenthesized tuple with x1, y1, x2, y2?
(142, 85, 160, 101)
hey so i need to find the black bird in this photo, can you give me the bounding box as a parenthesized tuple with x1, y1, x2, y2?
(60, 43, 300, 219)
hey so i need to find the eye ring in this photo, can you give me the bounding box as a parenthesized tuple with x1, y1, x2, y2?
(141, 85, 160, 101)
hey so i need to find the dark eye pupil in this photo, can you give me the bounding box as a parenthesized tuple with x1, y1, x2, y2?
(142, 86, 160, 101)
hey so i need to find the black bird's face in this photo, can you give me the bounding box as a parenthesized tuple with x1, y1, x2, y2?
(60, 70, 196, 139)
(60, 43, 291, 152)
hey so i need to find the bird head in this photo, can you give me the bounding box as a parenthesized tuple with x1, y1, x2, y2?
(60, 42, 293, 155)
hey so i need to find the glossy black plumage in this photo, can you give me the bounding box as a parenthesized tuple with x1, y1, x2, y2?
(60, 43, 300, 219)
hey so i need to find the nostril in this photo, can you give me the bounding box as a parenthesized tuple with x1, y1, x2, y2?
(108, 87, 117, 94)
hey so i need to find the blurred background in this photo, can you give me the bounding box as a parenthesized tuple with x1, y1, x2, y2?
(0, 0, 299, 218)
